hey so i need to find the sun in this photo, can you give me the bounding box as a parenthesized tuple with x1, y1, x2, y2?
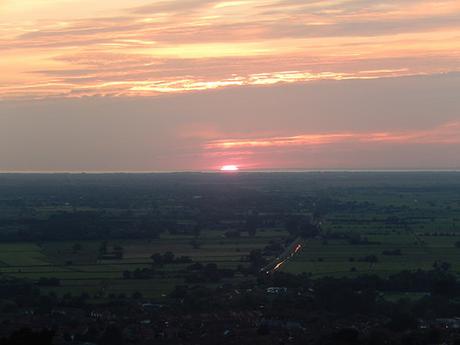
(220, 165, 239, 171)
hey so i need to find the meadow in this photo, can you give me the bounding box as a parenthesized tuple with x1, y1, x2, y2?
(283, 235, 460, 277)
(2, 172, 460, 300)
(0, 229, 287, 298)
(283, 184, 460, 278)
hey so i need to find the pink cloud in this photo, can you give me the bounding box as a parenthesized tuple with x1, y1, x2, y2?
(2, 0, 460, 99)
(206, 121, 460, 149)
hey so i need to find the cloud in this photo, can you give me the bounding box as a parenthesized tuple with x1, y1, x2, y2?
(202, 119, 460, 170)
(1, 0, 460, 99)
(129, 0, 220, 14)
(203, 128, 460, 170)
(206, 122, 460, 149)
(1, 73, 459, 171)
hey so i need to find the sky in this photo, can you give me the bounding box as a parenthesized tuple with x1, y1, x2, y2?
(0, 0, 459, 171)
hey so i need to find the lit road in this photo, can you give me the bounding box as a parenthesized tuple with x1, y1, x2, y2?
(261, 238, 303, 274)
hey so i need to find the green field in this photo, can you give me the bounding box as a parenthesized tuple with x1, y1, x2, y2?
(0, 229, 288, 298)
(281, 181, 460, 278)
(2, 173, 460, 300)
(284, 234, 460, 277)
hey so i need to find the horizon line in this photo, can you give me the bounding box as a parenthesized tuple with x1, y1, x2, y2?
(1, 169, 460, 174)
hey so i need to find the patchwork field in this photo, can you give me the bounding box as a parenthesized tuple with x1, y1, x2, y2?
(2, 173, 460, 301)
(281, 182, 460, 278)
(0, 229, 288, 298)
(284, 234, 460, 277)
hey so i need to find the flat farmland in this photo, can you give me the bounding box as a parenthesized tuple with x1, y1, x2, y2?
(280, 182, 460, 278)
(283, 234, 460, 277)
(0, 229, 288, 298)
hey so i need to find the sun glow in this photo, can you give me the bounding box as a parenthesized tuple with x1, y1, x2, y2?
(220, 165, 239, 171)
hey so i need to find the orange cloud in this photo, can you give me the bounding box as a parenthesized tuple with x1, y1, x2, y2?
(206, 122, 460, 150)
(1, 0, 460, 99)
(202, 121, 460, 170)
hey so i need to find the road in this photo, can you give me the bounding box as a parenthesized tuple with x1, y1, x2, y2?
(261, 237, 303, 274)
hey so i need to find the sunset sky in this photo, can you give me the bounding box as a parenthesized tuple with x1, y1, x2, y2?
(1, 0, 459, 171)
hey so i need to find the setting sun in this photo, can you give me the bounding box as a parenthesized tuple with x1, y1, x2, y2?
(220, 165, 239, 171)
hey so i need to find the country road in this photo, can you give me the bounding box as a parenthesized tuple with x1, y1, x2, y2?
(261, 237, 303, 274)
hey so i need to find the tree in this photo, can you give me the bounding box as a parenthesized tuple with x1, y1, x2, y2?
(2, 328, 55, 345)
(131, 291, 143, 299)
(37, 277, 60, 287)
(247, 227, 257, 237)
(433, 261, 451, 272)
(300, 220, 320, 238)
(193, 224, 201, 238)
(225, 230, 240, 238)
(99, 241, 108, 255)
(190, 239, 201, 249)
(286, 216, 319, 238)
(286, 217, 300, 236)
(359, 255, 378, 263)
(99, 325, 124, 345)
(432, 275, 457, 297)
(113, 245, 124, 259)
(150, 253, 163, 264)
(72, 243, 82, 253)
(248, 249, 266, 266)
(163, 251, 175, 264)
(170, 285, 188, 299)
(245, 216, 259, 237)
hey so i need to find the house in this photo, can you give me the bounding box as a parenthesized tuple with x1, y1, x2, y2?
(434, 318, 460, 329)
(266, 287, 287, 294)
